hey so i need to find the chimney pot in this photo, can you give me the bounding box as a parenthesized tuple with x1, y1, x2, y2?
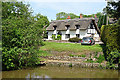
(80, 14, 83, 19)
(67, 16, 71, 19)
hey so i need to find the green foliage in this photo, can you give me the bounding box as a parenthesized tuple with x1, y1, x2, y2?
(97, 15, 107, 29)
(101, 19, 120, 68)
(51, 35, 56, 40)
(34, 14, 49, 28)
(51, 35, 61, 40)
(2, 2, 49, 70)
(105, 1, 120, 20)
(56, 12, 79, 20)
(96, 54, 105, 63)
(68, 37, 82, 43)
(57, 35, 61, 40)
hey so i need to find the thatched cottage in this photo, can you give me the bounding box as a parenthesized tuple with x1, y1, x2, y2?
(46, 15, 100, 41)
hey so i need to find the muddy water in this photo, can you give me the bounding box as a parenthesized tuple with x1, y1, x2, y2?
(2, 66, 118, 78)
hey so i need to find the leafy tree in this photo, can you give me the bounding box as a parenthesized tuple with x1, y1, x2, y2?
(56, 12, 68, 20)
(96, 12, 103, 18)
(68, 13, 79, 19)
(56, 12, 79, 20)
(33, 14, 49, 28)
(105, 1, 120, 20)
(2, 1, 49, 70)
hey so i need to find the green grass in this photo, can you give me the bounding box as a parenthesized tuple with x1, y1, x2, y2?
(40, 41, 103, 53)
(38, 50, 52, 57)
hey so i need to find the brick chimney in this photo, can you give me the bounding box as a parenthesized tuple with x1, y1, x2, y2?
(95, 14, 97, 18)
(67, 16, 71, 19)
(80, 14, 83, 19)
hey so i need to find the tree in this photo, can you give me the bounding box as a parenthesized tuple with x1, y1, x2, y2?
(96, 12, 103, 18)
(68, 13, 79, 19)
(2, 1, 49, 70)
(33, 14, 49, 28)
(56, 12, 79, 20)
(105, 1, 120, 20)
(56, 12, 68, 20)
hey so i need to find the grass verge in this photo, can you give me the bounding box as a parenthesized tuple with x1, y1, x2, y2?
(40, 41, 103, 53)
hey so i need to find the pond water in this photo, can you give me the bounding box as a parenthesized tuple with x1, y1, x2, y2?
(2, 66, 119, 78)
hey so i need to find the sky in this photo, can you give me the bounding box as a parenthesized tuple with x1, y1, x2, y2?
(21, 0, 107, 21)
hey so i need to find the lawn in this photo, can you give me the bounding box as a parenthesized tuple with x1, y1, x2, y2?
(40, 41, 103, 53)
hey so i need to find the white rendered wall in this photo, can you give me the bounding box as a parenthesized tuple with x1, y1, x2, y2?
(76, 29, 80, 34)
(47, 28, 100, 41)
(70, 31, 76, 38)
(47, 31, 53, 40)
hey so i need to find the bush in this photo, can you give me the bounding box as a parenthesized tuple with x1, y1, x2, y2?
(68, 37, 82, 43)
(100, 19, 120, 67)
(51, 35, 61, 40)
(2, 2, 49, 71)
(57, 35, 61, 40)
(51, 35, 56, 40)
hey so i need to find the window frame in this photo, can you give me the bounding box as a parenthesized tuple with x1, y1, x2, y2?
(76, 34, 80, 38)
(65, 34, 70, 39)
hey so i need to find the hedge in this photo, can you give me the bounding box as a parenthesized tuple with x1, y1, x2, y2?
(100, 19, 120, 66)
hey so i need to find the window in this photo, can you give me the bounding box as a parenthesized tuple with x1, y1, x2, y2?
(57, 31, 62, 35)
(66, 25, 70, 30)
(53, 26, 57, 30)
(87, 29, 91, 34)
(65, 34, 70, 39)
(76, 25, 80, 29)
(76, 34, 80, 38)
(87, 29, 95, 34)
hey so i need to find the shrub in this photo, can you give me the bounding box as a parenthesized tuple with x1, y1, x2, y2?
(57, 35, 61, 40)
(51, 35, 56, 40)
(100, 19, 120, 67)
(68, 37, 82, 43)
(51, 35, 61, 40)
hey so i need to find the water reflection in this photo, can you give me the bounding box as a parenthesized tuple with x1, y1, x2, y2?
(26, 73, 51, 78)
(2, 66, 119, 78)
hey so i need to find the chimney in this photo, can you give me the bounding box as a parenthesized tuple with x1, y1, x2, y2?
(80, 14, 83, 19)
(95, 14, 97, 18)
(67, 16, 71, 19)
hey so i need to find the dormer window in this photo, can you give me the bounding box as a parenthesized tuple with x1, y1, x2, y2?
(66, 25, 70, 30)
(76, 25, 80, 29)
(90, 23, 94, 29)
(53, 26, 57, 30)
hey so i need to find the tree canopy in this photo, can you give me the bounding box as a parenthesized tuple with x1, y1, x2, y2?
(56, 12, 103, 20)
(2, 1, 49, 70)
(104, 1, 120, 20)
(56, 12, 79, 20)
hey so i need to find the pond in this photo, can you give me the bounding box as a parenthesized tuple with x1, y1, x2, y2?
(2, 66, 119, 78)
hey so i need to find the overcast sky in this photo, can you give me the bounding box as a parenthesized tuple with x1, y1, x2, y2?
(20, 0, 107, 21)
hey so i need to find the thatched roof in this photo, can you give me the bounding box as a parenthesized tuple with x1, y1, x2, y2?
(46, 18, 98, 31)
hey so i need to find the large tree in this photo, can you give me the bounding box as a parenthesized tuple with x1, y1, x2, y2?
(105, 1, 120, 20)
